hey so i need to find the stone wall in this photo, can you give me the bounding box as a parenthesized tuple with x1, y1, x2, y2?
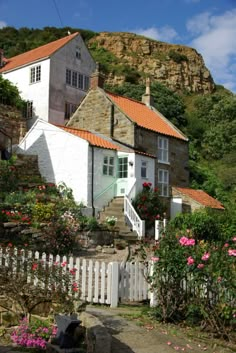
(68, 89, 135, 146)
(0, 104, 27, 147)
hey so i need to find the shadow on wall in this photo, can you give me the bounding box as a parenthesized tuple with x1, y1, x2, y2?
(17, 131, 56, 184)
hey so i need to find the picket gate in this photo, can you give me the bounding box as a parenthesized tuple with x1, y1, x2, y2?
(0, 247, 149, 307)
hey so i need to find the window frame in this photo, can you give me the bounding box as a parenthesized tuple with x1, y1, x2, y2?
(141, 160, 147, 179)
(158, 136, 169, 163)
(66, 68, 90, 91)
(118, 157, 128, 178)
(30, 65, 41, 84)
(103, 156, 114, 176)
(158, 169, 169, 197)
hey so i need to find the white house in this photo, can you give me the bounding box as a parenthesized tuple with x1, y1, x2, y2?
(0, 33, 96, 128)
(16, 120, 155, 215)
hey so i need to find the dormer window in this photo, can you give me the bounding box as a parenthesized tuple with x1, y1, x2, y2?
(30, 65, 41, 84)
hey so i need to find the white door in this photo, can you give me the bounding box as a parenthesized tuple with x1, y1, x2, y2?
(116, 156, 129, 196)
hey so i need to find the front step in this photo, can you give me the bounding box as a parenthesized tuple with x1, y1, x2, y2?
(98, 197, 138, 242)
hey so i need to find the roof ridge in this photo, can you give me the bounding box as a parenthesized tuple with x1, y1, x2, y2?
(105, 90, 146, 106)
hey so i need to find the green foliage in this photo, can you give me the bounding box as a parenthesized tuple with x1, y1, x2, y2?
(0, 75, 26, 109)
(137, 233, 236, 337)
(0, 26, 97, 57)
(168, 49, 188, 63)
(169, 209, 223, 241)
(132, 182, 165, 230)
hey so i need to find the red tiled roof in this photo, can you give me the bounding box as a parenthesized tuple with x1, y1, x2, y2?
(58, 125, 119, 150)
(174, 187, 224, 210)
(0, 33, 78, 73)
(106, 91, 187, 141)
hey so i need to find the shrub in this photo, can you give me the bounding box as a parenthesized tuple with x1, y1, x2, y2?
(169, 209, 223, 241)
(137, 233, 236, 338)
(169, 50, 188, 63)
(132, 182, 165, 230)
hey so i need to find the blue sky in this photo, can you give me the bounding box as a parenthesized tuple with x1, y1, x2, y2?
(0, 0, 236, 91)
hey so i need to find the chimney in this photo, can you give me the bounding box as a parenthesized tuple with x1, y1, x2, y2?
(90, 62, 105, 89)
(0, 49, 4, 68)
(142, 77, 154, 107)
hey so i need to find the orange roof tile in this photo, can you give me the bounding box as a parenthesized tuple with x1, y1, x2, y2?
(58, 125, 119, 150)
(106, 91, 187, 141)
(0, 33, 78, 73)
(174, 187, 224, 209)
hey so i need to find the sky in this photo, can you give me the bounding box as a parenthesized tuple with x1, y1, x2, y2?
(0, 0, 236, 92)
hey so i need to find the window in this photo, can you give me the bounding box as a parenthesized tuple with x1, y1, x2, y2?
(65, 102, 77, 120)
(72, 71, 78, 87)
(30, 65, 41, 84)
(66, 69, 71, 85)
(103, 156, 114, 176)
(26, 101, 33, 119)
(66, 68, 90, 91)
(158, 169, 169, 197)
(118, 157, 128, 178)
(158, 137, 169, 163)
(78, 74, 83, 89)
(84, 76, 90, 90)
(141, 160, 147, 178)
(76, 48, 81, 60)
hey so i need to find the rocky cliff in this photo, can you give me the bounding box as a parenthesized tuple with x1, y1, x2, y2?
(88, 32, 215, 93)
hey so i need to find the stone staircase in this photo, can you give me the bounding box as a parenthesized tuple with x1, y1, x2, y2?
(99, 197, 138, 242)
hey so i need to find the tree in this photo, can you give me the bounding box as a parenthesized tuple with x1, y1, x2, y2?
(0, 75, 26, 109)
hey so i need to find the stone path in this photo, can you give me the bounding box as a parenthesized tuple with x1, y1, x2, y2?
(86, 306, 234, 353)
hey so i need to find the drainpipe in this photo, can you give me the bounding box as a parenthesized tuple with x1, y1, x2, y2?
(110, 104, 114, 138)
(91, 146, 95, 217)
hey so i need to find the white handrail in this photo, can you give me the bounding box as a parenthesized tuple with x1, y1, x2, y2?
(124, 180, 145, 238)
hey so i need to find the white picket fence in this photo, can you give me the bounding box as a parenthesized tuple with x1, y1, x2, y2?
(0, 247, 149, 308)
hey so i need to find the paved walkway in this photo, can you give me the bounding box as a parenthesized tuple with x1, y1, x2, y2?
(86, 306, 233, 353)
(0, 307, 233, 353)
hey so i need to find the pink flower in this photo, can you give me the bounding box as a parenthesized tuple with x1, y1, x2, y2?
(151, 256, 159, 262)
(70, 268, 77, 275)
(197, 263, 204, 269)
(224, 243, 229, 248)
(61, 261, 67, 267)
(201, 252, 210, 261)
(228, 249, 236, 256)
(232, 237, 236, 242)
(187, 256, 194, 265)
(179, 237, 195, 246)
(32, 263, 38, 271)
(217, 277, 222, 283)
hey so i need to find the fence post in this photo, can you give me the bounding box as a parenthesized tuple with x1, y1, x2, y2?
(110, 262, 119, 308)
(155, 220, 160, 240)
(149, 261, 158, 307)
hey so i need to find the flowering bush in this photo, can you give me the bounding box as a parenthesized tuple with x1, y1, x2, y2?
(137, 232, 236, 338)
(1, 209, 30, 223)
(132, 182, 165, 230)
(0, 245, 79, 319)
(11, 317, 57, 349)
(106, 216, 117, 227)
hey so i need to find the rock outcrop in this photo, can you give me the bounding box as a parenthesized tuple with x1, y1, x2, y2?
(88, 32, 215, 93)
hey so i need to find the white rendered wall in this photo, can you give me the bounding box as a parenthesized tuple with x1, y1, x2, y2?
(92, 148, 117, 210)
(3, 59, 50, 127)
(49, 35, 96, 125)
(17, 120, 89, 204)
(134, 154, 155, 194)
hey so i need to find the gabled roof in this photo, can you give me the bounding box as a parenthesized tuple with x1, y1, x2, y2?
(174, 187, 224, 210)
(58, 125, 119, 150)
(0, 32, 78, 73)
(106, 91, 188, 141)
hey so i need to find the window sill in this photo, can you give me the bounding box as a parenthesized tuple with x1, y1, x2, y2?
(158, 160, 170, 165)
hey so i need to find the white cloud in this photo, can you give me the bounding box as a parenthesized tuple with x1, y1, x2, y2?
(131, 26, 178, 42)
(187, 9, 236, 91)
(0, 20, 6, 29)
